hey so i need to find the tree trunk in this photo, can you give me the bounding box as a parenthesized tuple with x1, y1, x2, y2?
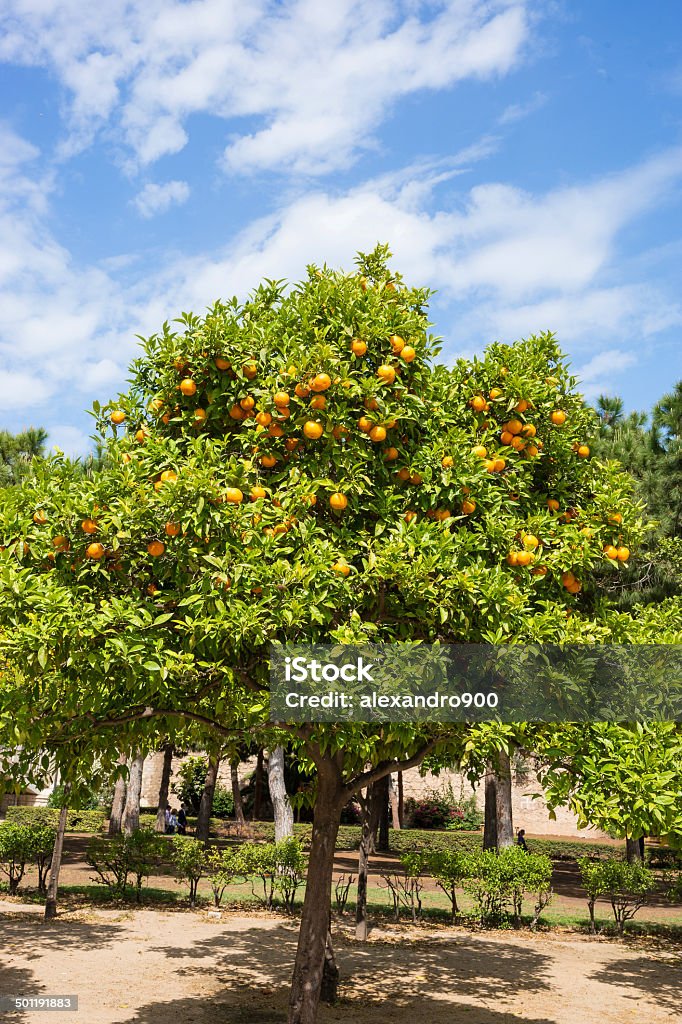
(253, 748, 264, 820)
(230, 759, 246, 829)
(495, 749, 514, 849)
(44, 784, 70, 920)
(195, 754, 220, 843)
(123, 751, 144, 835)
(626, 837, 643, 863)
(108, 755, 128, 836)
(288, 763, 343, 1024)
(155, 744, 174, 833)
(376, 774, 390, 852)
(355, 783, 381, 940)
(388, 774, 400, 830)
(269, 745, 294, 842)
(483, 762, 497, 851)
(397, 771, 404, 828)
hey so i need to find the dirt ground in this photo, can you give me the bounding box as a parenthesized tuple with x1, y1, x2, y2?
(1, 903, 680, 1024)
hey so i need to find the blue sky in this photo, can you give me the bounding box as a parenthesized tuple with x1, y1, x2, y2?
(1, 0, 681, 455)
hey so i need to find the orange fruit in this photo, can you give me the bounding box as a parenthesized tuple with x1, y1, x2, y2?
(616, 546, 630, 561)
(511, 436, 525, 451)
(396, 467, 411, 481)
(516, 550, 533, 566)
(472, 445, 487, 458)
(332, 425, 349, 440)
(410, 472, 423, 485)
(547, 498, 560, 512)
(470, 396, 487, 412)
(135, 429, 148, 444)
(214, 356, 231, 371)
(489, 388, 502, 400)
(274, 392, 290, 408)
(193, 408, 207, 424)
(400, 345, 416, 363)
(224, 487, 244, 504)
(603, 544, 618, 559)
(110, 410, 126, 425)
(301, 493, 317, 506)
(303, 420, 324, 440)
(515, 399, 529, 413)
(461, 499, 476, 515)
(442, 455, 454, 468)
(523, 534, 539, 550)
(147, 540, 165, 558)
(33, 510, 47, 525)
(268, 423, 284, 438)
(550, 410, 566, 425)
(165, 522, 181, 537)
(377, 364, 396, 385)
(239, 396, 255, 411)
(173, 356, 188, 373)
(242, 361, 258, 380)
(608, 512, 623, 524)
(369, 425, 387, 443)
(310, 395, 326, 410)
(522, 423, 536, 438)
(256, 411, 272, 426)
(86, 542, 105, 560)
(404, 510, 417, 522)
(435, 509, 451, 522)
(160, 470, 178, 485)
(506, 551, 519, 566)
(357, 416, 373, 433)
(52, 535, 69, 551)
(295, 383, 310, 399)
(229, 404, 246, 420)
(531, 565, 548, 576)
(525, 444, 539, 457)
(364, 397, 379, 411)
(332, 562, 350, 576)
(81, 518, 98, 534)
(566, 580, 582, 594)
(179, 378, 197, 397)
(504, 419, 523, 435)
(561, 571, 576, 587)
(577, 445, 590, 458)
(389, 334, 405, 353)
(310, 373, 332, 393)
(250, 486, 267, 502)
(329, 492, 348, 511)
(499, 431, 514, 446)
(285, 437, 300, 451)
(351, 338, 367, 357)
(260, 454, 278, 468)
(383, 447, 399, 461)
(276, 407, 291, 420)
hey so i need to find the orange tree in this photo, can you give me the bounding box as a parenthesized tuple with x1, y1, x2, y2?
(0, 245, 661, 1024)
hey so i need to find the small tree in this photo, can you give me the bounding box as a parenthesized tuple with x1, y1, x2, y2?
(27, 825, 57, 896)
(0, 823, 34, 895)
(428, 848, 470, 923)
(206, 846, 242, 907)
(599, 860, 656, 935)
(171, 835, 207, 907)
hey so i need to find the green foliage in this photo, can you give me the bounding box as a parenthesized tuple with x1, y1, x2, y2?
(381, 851, 429, 922)
(578, 856, 655, 934)
(4, 805, 105, 832)
(0, 428, 47, 488)
(86, 829, 164, 901)
(462, 847, 553, 928)
(47, 783, 100, 811)
(404, 783, 483, 831)
(205, 845, 244, 907)
(427, 848, 471, 921)
(170, 755, 235, 820)
(0, 822, 55, 895)
(171, 835, 208, 906)
(235, 838, 307, 913)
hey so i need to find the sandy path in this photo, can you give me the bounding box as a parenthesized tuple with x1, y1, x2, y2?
(1, 906, 679, 1023)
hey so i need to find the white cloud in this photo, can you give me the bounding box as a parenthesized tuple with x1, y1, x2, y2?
(133, 180, 190, 218)
(0, 1, 531, 174)
(498, 90, 547, 124)
(48, 425, 93, 458)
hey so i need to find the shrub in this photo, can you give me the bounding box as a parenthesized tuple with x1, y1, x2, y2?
(86, 829, 164, 901)
(4, 805, 105, 832)
(211, 785, 234, 820)
(381, 852, 429, 923)
(206, 846, 243, 907)
(445, 795, 484, 832)
(236, 838, 307, 913)
(427, 849, 471, 922)
(0, 823, 36, 894)
(27, 825, 57, 895)
(462, 847, 553, 928)
(578, 858, 656, 935)
(171, 835, 208, 907)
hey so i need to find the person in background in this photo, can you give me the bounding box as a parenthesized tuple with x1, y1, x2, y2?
(177, 802, 187, 835)
(164, 805, 172, 834)
(168, 808, 178, 834)
(517, 828, 529, 852)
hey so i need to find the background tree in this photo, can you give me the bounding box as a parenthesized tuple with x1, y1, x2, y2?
(0, 428, 47, 487)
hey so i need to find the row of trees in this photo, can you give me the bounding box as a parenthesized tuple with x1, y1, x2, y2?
(1, 247, 681, 1024)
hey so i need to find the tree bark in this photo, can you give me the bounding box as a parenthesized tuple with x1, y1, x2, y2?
(253, 748, 264, 820)
(108, 754, 128, 836)
(495, 749, 514, 849)
(44, 783, 71, 920)
(288, 762, 343, 1024)
(397, 771, 404, 828)
(123, 751, 144, 835)
(195, 754, 220, 843)
(155, 744, 174, 833)
(483, 761, 497, 851)
(626, 837, 643, 863)
(230, 758, 246, 829)
(388, 774, 400, 830)
(376, 774, 390, 852)
(269, 745, 294, 842)
(355, 783, 381, 940)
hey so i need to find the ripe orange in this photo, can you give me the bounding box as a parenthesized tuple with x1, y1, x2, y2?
(404, 510, 417, 522)
(550, 410, 566, 425)
(566, 580, 582, 594)
(256, 411, 272, 426)
(260, 454, 278, 468)
(111, 410, 126, 425)
(410, 472, 423, 485)
(159, 470, 178, 486)
(357, 416, 373, 433)
(531, 565, 548, 576)
(229, 404, 246, 421)
(499, 431, 514, 446)
(332, 425, 349, 440)
(52, 535, 70, 551)
(470, 396, 487, 412)
(515, 399, 529, 413)
(173, 356, 188, 373)
(135, 429, 148, 444)
(329, 492, 348, 511)
(472, 445, 487, 458)
(165, 522, 181, 537)
(268, 423, 284, 438)
(510, 436, 525, 452)
(239, 396, 255, 411)
(493, 457, 506, 472)
(242, 361, 258, 380)
(489, 388, 503, 400)
(504, 419, 523, 435)
(442, 455, 454, 468)
(194, 408, 207, 424)
(310, 373, 332, 392)
(351, 338, 367, 357)
(435, 509, 451, 522)
(215, 356, 231, 371)
(250, 486, 267, 501)
(274, 392, 290, 408)
(33, 510, 47, 525)
(384, 447, 399, 461)
(295, 383, 310, 399)
(603, 544, 618, 559)
(616, 546, 630, 561)
(303, 420, 324, 440)
(377, 364, 396, 385)
(396, 467, 411, 481)
(81, 518, 98, 534)
(86, 542, 105, 560)
(147, 540, 165, 558)
(389, 334, 405, 353)
(400, 345, 416, 363)
(577, 445, 590, 458)
(506, 551, 519, 566)
(285, 437, 300, 451)
(608, 512, 623, 524)
(516, 550, 533, 566)
(310, 395, 326, 410)
(547, 498, 560, 512)
(301, 493, 317, 506)
(364, 397, 379, 411)
(179, 378, 197, 397)
(522, 423, 536, 438)
(332, 562, 350, 576)
(224, 487, 244, 504)
(369, 425, 387, 442)
(523, 534, 539, 550)
(461, 499, 476, 515)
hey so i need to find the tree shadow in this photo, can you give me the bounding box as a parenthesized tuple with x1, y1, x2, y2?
(0, 963, 39, 1022)
(589, 953, 682, 1015)
(0, 915, 124, 954)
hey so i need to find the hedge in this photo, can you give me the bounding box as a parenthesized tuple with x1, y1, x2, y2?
(4, 806, 106, 832)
